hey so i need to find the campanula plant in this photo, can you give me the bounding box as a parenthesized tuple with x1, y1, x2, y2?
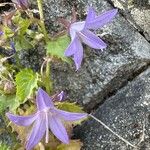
(0, 0, 131, 149)
(7, 88, 87, 150)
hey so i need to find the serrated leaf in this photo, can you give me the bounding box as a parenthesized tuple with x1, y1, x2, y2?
(56, 102, 84, 113)
(57, 140, 83, 150)
(0, 95, 19, 113)
(46, 35, 71, 62)
(16, 69, 38, 102)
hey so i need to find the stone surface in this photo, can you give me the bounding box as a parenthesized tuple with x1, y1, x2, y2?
(74, 67, 150, 150)
(49, 0, 150, 110)
(0, 0, 150, 148)
(110, 0, 150, 41)
(26, 0, 150, 111)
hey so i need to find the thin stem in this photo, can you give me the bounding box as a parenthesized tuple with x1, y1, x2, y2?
(45, 60, 53, 95)
(40, 59, 47, 76)
(89, 114, 138, 149)
(37, 0, 44, 20)
(37, 0, 49, 43)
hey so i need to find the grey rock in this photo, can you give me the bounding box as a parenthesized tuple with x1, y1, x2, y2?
(110, 0, 150, 41)
(1, 0, 150, 148)
(25, 0, 150, 111)
(49, 0, 150, 110)
(130, 8, 150, 41)
(74, 67, 150, 150)
(17, 42, 45, 71)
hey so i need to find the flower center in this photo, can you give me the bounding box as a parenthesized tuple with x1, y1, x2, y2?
(70, 21, 85, 40)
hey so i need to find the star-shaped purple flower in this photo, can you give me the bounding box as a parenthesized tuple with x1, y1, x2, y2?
(64, 7, 118, 70)
(6, 88, 87, 150)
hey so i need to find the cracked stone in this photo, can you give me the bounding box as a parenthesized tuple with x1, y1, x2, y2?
(74, 67, 150, 150)
(41, 0, 150, 110)
(0, 0, 150, 147)
(110, 0, 150, 41)
(23, 0, 150, 111)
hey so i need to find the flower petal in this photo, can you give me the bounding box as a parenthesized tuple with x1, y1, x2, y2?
(6, 112, 37, 126)
(65, 37, 78, 56)
(70, 22, 85, 40)
(79, 30, 107, 49)
(36, 88, 54, 111)
(65, 37, 83, 70)
(85, 7, 96, 24)
(73, 39, 83, 70)
(19, 0, 28, 8)
(26, 115, 46, 150)
(12, 0, 28, 9)
(87, 9, 118, 30)
(49, 115, 69, 144)
(57, 91, 65, 101)
(54, 109, 88, 121)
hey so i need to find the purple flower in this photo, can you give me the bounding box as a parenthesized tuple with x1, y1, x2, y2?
(10, 41, 16, 53)
(12, 0, 28, 10)
(0, 31, 4, 36)
(6, 88, 87, 150)
(57, 91, 65, 101)
(65, 7, 118, 70)
(52, 91, 66, 102)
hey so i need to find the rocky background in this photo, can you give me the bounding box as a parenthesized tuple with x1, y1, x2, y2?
(0, 0, 150, 149)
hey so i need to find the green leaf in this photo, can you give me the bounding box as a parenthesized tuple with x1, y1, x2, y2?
(0, 95, 19, 113)
(15, 36, 33, 51)
(12, 11, 21, 24)
(12, 11, 31, 37)
(18, 19, 31, 37)
(0, 142, 10, 150)
(56, 102, 84, 113)
(16, 69, 38, 102)
(13, 14, 32, 51)
(46, 35, 71, 62)
(3, 26, 14, 38)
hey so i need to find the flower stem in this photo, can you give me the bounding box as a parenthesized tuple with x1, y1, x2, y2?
(45, 60, 53, 95)
(37, 0, 49, 43)
(37, 0, 53, 94)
